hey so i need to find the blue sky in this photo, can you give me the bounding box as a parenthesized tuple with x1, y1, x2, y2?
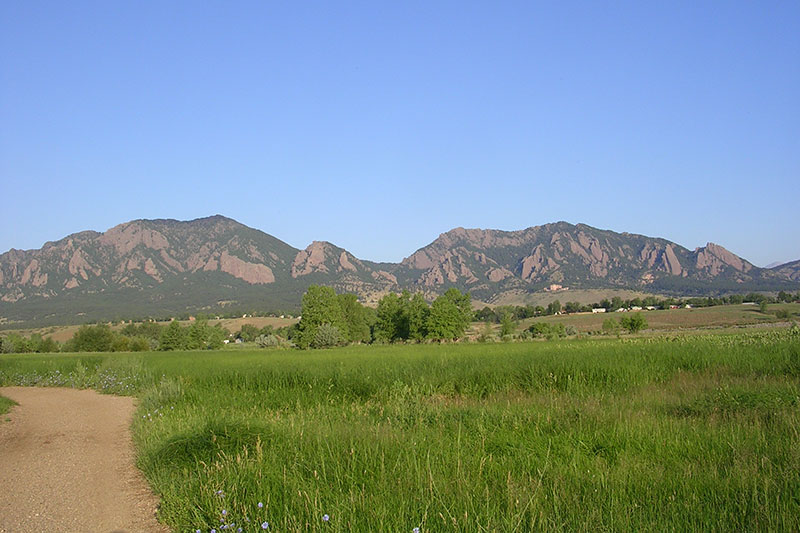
(1, 1, 798, 266)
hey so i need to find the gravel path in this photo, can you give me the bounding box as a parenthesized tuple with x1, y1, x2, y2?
(0, 387, 169, 533)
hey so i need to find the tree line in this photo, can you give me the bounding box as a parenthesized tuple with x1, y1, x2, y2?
(2, 288, 797, 353)
(288, 286, 474, 348)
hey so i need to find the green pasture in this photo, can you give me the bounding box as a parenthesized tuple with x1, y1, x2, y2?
(1, 330, 799, 532)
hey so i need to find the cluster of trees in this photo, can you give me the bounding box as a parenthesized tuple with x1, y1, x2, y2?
(0, 319, 233, 354)
(288, 287, 375, 348)
(375, 288, 473, 342)
(0, 333, 59, 354)
(602, 313, 649, 335)
(293, 286, 474, 348)
(157, 320, 229, 351)
(66, 320, 230, 352)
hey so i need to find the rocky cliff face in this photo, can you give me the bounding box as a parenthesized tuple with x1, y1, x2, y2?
(1, 217, 796, 324)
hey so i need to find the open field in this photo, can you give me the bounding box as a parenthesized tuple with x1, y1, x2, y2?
(519, 303, 800, 334)
(1, 329, 799, 532)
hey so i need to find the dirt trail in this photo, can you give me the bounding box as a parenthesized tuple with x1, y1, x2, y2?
(0, 387, 168, 533)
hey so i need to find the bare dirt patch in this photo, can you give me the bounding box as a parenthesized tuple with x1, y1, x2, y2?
(0, 387, 168, 533)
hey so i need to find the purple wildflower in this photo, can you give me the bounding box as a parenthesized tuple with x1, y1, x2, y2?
(258, 502, 264, 508)
(261, 521, 269, 529)
(323, 514, 330, 522)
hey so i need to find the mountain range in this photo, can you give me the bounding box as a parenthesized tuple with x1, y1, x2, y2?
(1, 215, 798, 325)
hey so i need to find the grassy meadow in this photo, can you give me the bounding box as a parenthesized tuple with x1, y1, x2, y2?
(1, 331, 799, 532)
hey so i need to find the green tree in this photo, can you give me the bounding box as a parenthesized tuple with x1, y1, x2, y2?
(546, 300, 562, 315)
(71, 324, 115, 352)
(186, 319, 226, 350)
(426, 288, 472, 341)
(38, 337, 60, 353)
(499, 312, 516, 337)
(375, 293, 404, 342)
(237, 324, 260, 342)
(298, 286, 346, 349)
(620, 313, 648, 333)
(406, 292, 429, 341)
(337, 293, 372, 343)
(160, 321, 187, 351)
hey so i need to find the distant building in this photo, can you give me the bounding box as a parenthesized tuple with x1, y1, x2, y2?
(592, 308, 606, 313)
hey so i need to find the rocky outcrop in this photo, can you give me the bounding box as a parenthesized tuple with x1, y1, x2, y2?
(693, 242, 752, 276)
(219, 251, 274, 284)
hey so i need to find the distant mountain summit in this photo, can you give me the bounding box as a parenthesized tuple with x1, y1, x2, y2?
(391, 222, 789, 302)
(770, 259, 800, 281)
(1, 216, 796, 325)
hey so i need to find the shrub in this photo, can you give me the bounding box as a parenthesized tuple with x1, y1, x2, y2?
(255, 334, 282, 348)
(602, 318, 621, 336)
(527, 322, 566, 340)
(130, 337, 151, 352)
(311, 324, 341, 349)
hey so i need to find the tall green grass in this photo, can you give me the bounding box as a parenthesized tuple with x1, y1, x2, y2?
(0, 394, 16, 417)
(2, 331, 799, 532)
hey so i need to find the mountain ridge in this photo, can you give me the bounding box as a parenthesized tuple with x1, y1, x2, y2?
(1, 215, 798, 325)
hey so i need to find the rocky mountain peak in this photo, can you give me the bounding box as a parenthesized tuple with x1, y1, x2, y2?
(694, 242, 752, 274)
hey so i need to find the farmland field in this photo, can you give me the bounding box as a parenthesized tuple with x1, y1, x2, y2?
(519, 303, 800, 334)
(1, 330, 799, 532)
